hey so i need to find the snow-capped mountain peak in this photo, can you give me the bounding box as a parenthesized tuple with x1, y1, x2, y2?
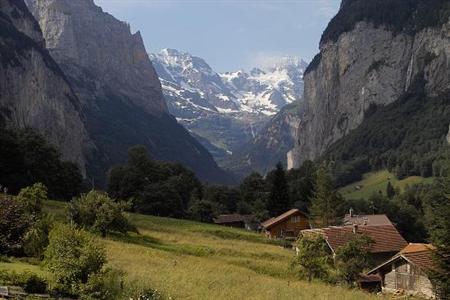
(149, 49, 306, 163)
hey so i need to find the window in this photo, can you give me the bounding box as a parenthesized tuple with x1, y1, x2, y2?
(291, 216, 301, 223)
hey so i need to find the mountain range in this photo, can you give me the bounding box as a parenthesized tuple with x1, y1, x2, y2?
(150, 49, 307, 169)
(1, 0, 232, 185)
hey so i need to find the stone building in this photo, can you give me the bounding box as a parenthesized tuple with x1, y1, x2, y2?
(366, 243, 436, 299)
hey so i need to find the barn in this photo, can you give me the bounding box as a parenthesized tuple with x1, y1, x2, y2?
(213, 214, 257, 230)
(366, 243, 436, 299)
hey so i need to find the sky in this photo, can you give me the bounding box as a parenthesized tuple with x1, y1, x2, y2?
(94, 0, 341, 72)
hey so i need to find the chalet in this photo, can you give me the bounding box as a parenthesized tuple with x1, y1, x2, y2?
(301, 224, 408, 264)
(213, 214, 257, 230)
(261, 209, 310, 239)
(365, 243, 436, 299)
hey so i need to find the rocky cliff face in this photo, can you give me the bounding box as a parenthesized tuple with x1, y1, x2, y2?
(25, 0, 167, 115)
(289, 0, 450, 168)
(26, 0, 231, 184)
(225, 101, 303, 177)
(0, 0, 90, 174)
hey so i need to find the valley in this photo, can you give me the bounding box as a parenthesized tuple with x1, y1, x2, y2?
(151, 49, 306, 172)
(0, 0, 449, 299)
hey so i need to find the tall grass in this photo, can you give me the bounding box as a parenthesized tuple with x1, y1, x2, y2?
(25, 200, 391, 299)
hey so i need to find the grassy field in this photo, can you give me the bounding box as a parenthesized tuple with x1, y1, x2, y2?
(339, 170, 434, 200)
(1, 200, 397, 300)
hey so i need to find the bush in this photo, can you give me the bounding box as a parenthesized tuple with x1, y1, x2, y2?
(136, 288, 165, 300)
(0, 270, 47, 294)
(80, 268, 123, 300)
(44, 223, 106, 296)
(335, 235, 374, 285)
(16, 183, 47, 218)
(0, 195, 30, 255)
(292, 234, 333, 282)
(68, 190, 134, 237)
(23, 214, 53, 259)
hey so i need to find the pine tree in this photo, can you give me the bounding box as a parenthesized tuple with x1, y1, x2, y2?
(267, 162, 290, 216)
(424, 159, 450, 299)
(386, 181, 395, 199)
(310, 162, 341, 227)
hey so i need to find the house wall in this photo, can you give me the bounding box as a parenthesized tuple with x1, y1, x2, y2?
(218, 221, 244, 228)
(382, 260, 435, 299)
(265, 213, 310, 239)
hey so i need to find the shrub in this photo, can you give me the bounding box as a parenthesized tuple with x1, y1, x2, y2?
(44, 223, 106, 296)
(68, 190, 134, 237)
(0, 195, 30, 255)
(335, 235, 374, 285)
(16, 183, 47, 218)
(0, 270, 47, 294)
(23, 214, 53, 259)
(292, 234, 332, 282)
(80, 268, 124, 300)
(137, 288, 165, 300)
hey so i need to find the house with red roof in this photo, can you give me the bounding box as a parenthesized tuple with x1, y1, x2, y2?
(261, 209, 310, 239)
(365, 243, 437, 299)
(301, 223, 408, 264)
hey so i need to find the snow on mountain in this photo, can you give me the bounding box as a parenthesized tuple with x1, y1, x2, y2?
(149, 48, 306, 164)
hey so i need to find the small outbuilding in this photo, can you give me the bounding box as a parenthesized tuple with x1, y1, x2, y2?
(213, 214, 257, 230)
(261, 209, 310, 239)
(366, 243, 436, 299)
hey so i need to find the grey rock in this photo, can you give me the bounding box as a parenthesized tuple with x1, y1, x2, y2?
(0, 0, 91, 175)
(290, 20, 450, 168)
(25, 0, 231, 184)
(25, 0, 167, 115)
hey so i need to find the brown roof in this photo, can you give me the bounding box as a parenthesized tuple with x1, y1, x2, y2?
(343, 214, 392, 226)
(368, 243, 436, 275)
(261, 209, 307, 229)
(401, 243, 436, 271)
(301, 224, 407, 254)
(213, 214, 252, 224)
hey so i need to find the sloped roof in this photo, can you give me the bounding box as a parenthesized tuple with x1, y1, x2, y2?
(261, 209, 307, 229)
(343, 214, 392, 226)
(213, 214, 252, 224)
(401, 243, 436, 271)
(301, 224, 407, 254)
(368, 243, 436, 275)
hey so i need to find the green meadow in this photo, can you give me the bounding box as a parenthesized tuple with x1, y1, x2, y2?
(0, 200, 396, 299)
(339, 170, 434, 200)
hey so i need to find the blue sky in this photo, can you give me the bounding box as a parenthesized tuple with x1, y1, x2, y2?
(94, 0, 341, 72)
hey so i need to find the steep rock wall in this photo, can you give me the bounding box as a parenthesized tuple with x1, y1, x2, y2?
(290, 1, 450, 167)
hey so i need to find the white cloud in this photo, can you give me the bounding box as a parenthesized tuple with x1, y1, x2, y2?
(248, 51, 294, 70)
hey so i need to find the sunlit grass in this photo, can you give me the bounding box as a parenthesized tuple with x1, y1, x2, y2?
(339, 170, 434, 200)
(5, 200, 392, 299)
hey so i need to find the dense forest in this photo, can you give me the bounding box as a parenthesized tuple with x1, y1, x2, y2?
(322, 77, 450, 187)
(0, 127, 83, 199)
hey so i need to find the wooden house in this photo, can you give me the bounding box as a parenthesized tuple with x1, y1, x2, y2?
(365, 243, 436, 299)
(213, 214, 257, 230)
(301, 224, 408, 264)
(261, 209, 310, 239)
